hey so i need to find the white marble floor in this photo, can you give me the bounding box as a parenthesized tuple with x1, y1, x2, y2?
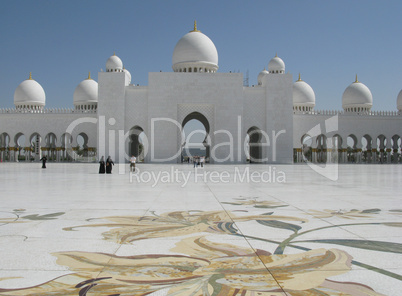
(0, 163, 401, 295)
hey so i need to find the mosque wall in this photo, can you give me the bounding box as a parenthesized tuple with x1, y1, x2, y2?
(264, 74, 294, 163)
(125, 86, 148, 132)
(147, 72, 244, 163)
(337, 116, 401, 148)
(243, 87, 266, 128)
(293, 113, 401, 148)
(97, 72, 126, 162)
(0, 113, 97, 147)
(293, 113, 401, 164)
(243, 87, 266, 161)
(124, 86, 149, 161)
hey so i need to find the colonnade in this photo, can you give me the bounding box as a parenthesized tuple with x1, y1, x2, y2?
(294, 147, 401, 164)
(0, 146, 97, 162)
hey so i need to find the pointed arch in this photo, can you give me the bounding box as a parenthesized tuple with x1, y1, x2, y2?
(181, 112, 211, 163)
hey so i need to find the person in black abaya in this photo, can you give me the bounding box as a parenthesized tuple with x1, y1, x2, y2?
(106, 156, 114, 174)
(99, 156, 106, 174)
(40, 156, 47, 168)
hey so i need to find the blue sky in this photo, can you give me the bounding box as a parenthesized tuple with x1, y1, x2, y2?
(0, 0, 401, 111)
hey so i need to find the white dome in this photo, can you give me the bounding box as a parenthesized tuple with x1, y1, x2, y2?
(257, 68, 269, 85)
(73, 74, 98, 105)
(14, 73, 46, 108)
(293, 75, 315, 110)
(342, 76, 373, 112)
(123, 68, 132, 85)
(106, 53, 123, 72)
(172, 22, 218, 73)
(397, 89, 402, 111)
(268, 54, 285, 74)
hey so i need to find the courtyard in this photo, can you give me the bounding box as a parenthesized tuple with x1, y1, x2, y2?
(0, 163, 401, 295)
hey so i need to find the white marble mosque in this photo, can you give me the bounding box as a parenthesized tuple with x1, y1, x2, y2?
(0, 21, 401, 296)
(0, 22, 401, 164)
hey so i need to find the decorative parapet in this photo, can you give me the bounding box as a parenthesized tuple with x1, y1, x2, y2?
(294, 109, 401, 117)
(0, 108, 97, 114)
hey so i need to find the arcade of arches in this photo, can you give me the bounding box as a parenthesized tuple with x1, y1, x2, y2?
(295, 133, 402, 164)
(1, 129, 401, 164)
(0, 132, 95, 162)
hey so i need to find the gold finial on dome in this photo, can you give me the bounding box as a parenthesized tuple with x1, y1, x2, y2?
(28, 72, 32, 80)
(190, 20, 200, 32)
(297, 73, 302, 81)
(113, 51, 116, 56)
(275, 52, 278, 57)
(87, 72, 91, 80)
(354, 74, 359, 83)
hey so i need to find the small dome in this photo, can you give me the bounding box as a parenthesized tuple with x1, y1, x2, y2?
(123, 68, 132, 85)
(257, 68, 269, 85)
(14, 73, 46, 108)
(293, 74, 315, 111)
(73, 73, 98, 106)
(342, 76, 373, 112)
(268, 54, 285, 74)
(172, 21, 218, 73)
(397, 89, 402, 111)
(106, 53, 123, 72)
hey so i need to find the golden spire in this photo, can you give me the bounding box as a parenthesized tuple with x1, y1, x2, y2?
(275, 52, 278, 57)
(297, 73, 302, 81)
(87, 72, 91, 80)
(354, 74, 359, 83)
(190, 20, 200, 32)
(113, 51, 116, 56)
(28, 72, 32, 80)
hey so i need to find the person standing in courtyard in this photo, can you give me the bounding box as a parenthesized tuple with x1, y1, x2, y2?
(200, 156, 205, 167)
(99, 156, 105, 174)
(130, 155, 136, 172)
(106, 156, 114, 174)
(193, 156, 198, 168)
(40, 156, 47, 169)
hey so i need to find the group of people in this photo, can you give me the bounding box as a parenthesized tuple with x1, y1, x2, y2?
(99, 156, 114, 174)
(99, 155, 137, 174)
(193, 155, 205, 168)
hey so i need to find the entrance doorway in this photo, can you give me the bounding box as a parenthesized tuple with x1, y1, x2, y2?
(181, 112, 210, 163)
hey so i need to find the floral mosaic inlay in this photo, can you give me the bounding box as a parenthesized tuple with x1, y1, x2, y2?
(0, 199, 401, 295)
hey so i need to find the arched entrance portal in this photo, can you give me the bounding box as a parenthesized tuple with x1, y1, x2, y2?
(181, 112, 210, 163)
(246, 127, 263, 163)
(128, 126, 146, 162)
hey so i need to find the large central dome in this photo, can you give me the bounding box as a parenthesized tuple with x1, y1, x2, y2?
(172, 21, 218, 73)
